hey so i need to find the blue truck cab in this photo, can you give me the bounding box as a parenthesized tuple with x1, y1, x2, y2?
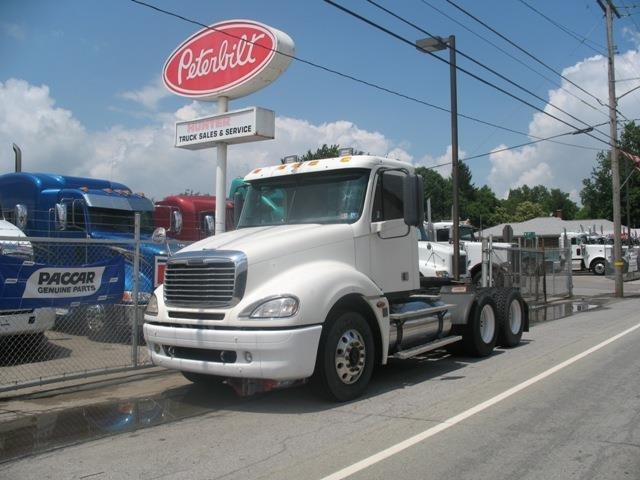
(0, 172, 175, 340)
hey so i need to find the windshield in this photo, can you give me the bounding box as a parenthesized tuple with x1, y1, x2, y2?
(237, 169, 369, 228)
(87, 207, 155, 235)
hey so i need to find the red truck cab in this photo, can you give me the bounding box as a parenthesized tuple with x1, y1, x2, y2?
(153, 195, 234, 241)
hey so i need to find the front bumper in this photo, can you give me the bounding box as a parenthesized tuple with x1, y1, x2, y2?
(0, 308, 56, 337)
(143, 322, 323, 380)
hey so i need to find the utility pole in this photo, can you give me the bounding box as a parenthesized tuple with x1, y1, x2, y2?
(598, 0, 624, 297)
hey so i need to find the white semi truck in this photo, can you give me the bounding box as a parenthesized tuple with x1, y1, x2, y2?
(559, 232, 618, 275)
(0, 207, 55, 342)
(430, 221, 514, 286)
(144, 155, 527, 401)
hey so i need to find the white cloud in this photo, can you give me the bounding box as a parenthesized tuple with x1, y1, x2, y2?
(414, 144, 467, 178)
(486, 49, 640, 201)
(0, 78, 412, 201)
(119, 77, 171, 111)
(1, 22, 26, 41)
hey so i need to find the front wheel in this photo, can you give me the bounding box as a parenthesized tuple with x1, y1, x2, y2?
(462, 295, 497, 357)
(591, 259, 606, 276)
(313, 310, 375, 402)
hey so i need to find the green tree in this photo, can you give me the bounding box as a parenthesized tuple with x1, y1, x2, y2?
(415, 167, 450, 221)
(465, 185, 500, 229)
(579, 151, 612, 219)
(299, 144, 341, 161)
(543, 188, 578, 219)
(512, 201, 546, 222)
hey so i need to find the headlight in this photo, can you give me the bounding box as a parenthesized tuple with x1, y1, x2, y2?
(242, 296, 299, 318)
(122, 291, 152, 304)
(145, 294, 158, 316)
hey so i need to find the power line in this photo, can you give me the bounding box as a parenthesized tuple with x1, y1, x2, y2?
(324, 0, 612, 147)
(365, 0, 611, 141)
(445, 0, 606, 106)
(517, 0, 607, 55)
(419, 0, 610, 119)
(422, 123, 605, 171)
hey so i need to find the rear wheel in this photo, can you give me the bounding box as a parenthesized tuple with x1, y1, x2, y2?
(313, 310, 375, 402)
(462, 295, 497, 357)
(472, 267, 505, 288)
(492, 288, 525, 348)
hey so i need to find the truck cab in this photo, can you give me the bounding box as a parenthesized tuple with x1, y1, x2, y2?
(144, 155, 527, 401)
(0, 172, 177, 339)
(153, 195, 235, 241)
(417, 224, 468, 281)
(432, 221, 514, 286)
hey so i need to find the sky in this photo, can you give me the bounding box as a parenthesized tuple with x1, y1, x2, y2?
(2, 0, 640, 206)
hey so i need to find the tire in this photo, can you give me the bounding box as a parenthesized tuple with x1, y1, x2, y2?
(313, 310, 375, 402)
(491, 288, 525, 348)
(472, 267, 505, 288)
(87, 314, 108, 342)
(462, 294, 497, 357)
(181, 371, 224, 385)
(591, 259, 606, 276)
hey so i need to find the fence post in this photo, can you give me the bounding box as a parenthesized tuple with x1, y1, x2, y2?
(131, 213, 140, 367)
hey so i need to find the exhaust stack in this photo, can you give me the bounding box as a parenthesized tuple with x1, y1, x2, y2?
(12, 143, 21, 172)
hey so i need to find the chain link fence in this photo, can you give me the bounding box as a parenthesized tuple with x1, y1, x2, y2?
(603, 245, 640, 281)
(481, 241, 573, 304)
(1, 236, 156, 393)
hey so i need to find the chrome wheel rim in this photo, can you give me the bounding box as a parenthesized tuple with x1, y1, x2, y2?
(334, 329, 366, 384)
(479, 304, 496, 344)
(508, 299, 523, 335)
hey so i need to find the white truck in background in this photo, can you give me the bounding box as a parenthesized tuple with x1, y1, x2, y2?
(144, 154, 528, 401)
(430, 221, 515, 286)
(559, 232, 622, 276)
(417, 224, 468, 281)
(0, 206, 55, 343)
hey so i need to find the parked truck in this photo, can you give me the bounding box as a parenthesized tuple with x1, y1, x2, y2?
(144, 154, 528, 401)
(559, 231, 627, 275)
(417, 224, 468, 281)
(0, 204, 56, 343)
(154, 194, 235, 242)
(431, 221, 515, 285)
(0, 171, 176, 340)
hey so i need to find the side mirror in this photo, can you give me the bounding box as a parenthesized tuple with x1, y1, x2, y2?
(171, 210, 183, 234)
(14, 204, 28, 231)
(54, 203, 67, 230)
(152, 227, 167, 244)
(204, 215, 215, 236)
(403, 174, 424, 227)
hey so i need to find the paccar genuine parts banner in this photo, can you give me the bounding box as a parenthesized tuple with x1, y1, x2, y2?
(0, 256, 124, 309)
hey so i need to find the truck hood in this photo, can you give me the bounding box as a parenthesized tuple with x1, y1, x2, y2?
(178, 224, 355, 265)
(0, 219, 26, 238)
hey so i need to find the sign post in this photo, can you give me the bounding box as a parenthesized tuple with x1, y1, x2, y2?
(163, 20, 294, 234)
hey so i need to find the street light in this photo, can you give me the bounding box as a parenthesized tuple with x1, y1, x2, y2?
(416, 35, 461, 280)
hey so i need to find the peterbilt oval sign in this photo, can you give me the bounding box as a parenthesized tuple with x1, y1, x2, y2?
(163, 19, 295, 101)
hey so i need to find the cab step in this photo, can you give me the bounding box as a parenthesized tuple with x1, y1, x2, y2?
(390, 335, 462, 360)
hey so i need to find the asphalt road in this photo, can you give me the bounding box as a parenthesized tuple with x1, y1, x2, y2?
(1, 292, 639, 480)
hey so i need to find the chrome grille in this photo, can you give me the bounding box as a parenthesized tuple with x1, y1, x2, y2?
(163, 251, 247, 308)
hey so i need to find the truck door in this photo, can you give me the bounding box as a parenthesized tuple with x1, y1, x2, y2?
(369, 170, 419, 294)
